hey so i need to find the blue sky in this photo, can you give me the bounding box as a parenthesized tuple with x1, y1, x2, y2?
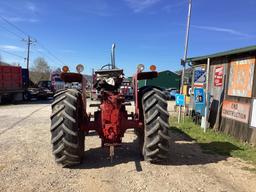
(0, 0, 256, 76)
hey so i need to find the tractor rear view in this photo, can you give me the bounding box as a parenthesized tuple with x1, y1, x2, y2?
(50, 44, 170, 167)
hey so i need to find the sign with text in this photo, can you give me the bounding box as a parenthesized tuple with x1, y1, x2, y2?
(228, 57, 255, 97)
(194, 88, 205, 104)
(250, 99, 256, 128)
(194, 66, 206, 88)
(222, 100, 250, 124)
(194, 88, 205, 116)
(214, 66, 224, 87)
(175, 94, 185, 106)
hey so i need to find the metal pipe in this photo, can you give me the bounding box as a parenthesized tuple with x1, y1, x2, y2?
(178, 0, 192, 123)
(183, 0, 192, 63)
(111, 43, 116, 69)
(203, 57, 211, 132)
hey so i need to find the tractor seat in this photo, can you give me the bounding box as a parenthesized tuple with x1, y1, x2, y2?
(94, 68, 124, 90)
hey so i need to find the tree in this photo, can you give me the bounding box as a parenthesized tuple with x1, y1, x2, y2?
(12, 62, 21, 66)
(30, 57, 51, 83)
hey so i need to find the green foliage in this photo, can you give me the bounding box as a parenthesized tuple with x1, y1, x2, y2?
(170, 117, 256, 165)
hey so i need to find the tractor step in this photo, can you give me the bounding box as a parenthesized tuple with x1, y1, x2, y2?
(122, 102, 131, 106)
(89, 103, 100, 107)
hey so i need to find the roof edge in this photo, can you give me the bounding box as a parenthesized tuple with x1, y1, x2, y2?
(187, 45, 256, 63)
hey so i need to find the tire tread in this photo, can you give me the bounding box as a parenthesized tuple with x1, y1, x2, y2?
(141, 87, 170, 163)
(50, 89, 84, 167)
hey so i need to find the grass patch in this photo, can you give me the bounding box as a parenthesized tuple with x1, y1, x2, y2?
(170, 117, 256, 166)
(0, 165, 5, 172)
(242, 167, 256, 173)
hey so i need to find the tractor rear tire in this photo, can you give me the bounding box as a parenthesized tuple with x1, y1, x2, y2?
(50, 89, 85, 167)
(141, 87, 170, 163)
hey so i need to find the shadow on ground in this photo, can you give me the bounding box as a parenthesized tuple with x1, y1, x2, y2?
(74, 141, 143, 171)
(72, 127, 241, 170)
(166, 126, 241, 166)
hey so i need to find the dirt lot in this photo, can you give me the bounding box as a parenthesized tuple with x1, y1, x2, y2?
(0, 100, 256, 192)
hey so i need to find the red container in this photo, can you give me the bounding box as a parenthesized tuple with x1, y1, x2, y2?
(0, 65, 22, 91)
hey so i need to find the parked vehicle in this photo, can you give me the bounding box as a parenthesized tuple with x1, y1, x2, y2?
(164, 88, 178, 100)
(51, 70, 65, 92)
(0, 65, 25, 103)
(27, 80, 54, 100)
(65, 82, 82, 90)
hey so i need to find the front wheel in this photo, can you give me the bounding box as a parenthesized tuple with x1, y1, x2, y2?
(141, 87, 170, 163)
(50, 89, 85, 167)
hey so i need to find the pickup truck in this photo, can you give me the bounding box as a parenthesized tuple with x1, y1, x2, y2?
(27, 80, 54, 100)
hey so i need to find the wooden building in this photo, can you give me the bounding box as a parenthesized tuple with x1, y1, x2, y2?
(187, 45, 256, 145)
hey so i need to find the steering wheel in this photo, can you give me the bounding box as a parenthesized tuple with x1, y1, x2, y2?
(101, 64, 112, 70)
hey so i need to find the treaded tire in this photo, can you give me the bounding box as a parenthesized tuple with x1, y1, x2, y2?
(141, 87, 170, 163)
(50, 89, 84, 167)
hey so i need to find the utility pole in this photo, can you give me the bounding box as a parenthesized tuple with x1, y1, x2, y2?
(26, 36, 32, 69)
(178, 0, 192, 123)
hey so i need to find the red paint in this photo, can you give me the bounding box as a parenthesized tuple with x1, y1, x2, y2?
(214, 66, 224, 87)
(0, 65, 22, 90)
(80, 69, 156, 146)
(61, 72, 83, 83)
(83, 90, 143, 145)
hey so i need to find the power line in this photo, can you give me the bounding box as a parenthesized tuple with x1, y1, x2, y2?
(0, 48, 26, 60)
(0, 15, 28, 37)
(33, 48, 58, 67)
(0, 25, 25, 39)
(36, 41, 66, 66)
(0, 15, 66, 66)
(30, 45, 62, 69)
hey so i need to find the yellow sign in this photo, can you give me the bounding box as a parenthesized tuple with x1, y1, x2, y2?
(228, 57, 255, 97)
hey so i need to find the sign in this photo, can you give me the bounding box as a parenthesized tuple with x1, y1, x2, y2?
(194, 88, 205, 115)
(194, 66, 206, 87)
(228, 57, 255, 97)
(194, 88, 205, 104)
(175, 94, 185, 106)
(222, 100, 250, 123)
(214, 66, 224, 87)
(250, 99, 256, 128)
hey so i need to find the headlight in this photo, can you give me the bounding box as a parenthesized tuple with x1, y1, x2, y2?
(150, 65, 156, 71)
(76, 64, 84, 73)
(137, 64, 145, 72)
(62, 66, 69, 73)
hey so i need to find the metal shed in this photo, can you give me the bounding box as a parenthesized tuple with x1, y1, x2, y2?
(187, 45, 256, 145)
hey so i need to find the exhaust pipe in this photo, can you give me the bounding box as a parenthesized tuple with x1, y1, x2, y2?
(111, 43, 116, 69)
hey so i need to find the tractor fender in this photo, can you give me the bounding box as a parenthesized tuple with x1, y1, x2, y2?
(61, 72, 83, 83)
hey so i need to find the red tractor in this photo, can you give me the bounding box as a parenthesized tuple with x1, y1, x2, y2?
(50, 44, 170, 167)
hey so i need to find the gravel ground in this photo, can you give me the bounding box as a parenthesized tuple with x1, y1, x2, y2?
(0, 100, 255, 192)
